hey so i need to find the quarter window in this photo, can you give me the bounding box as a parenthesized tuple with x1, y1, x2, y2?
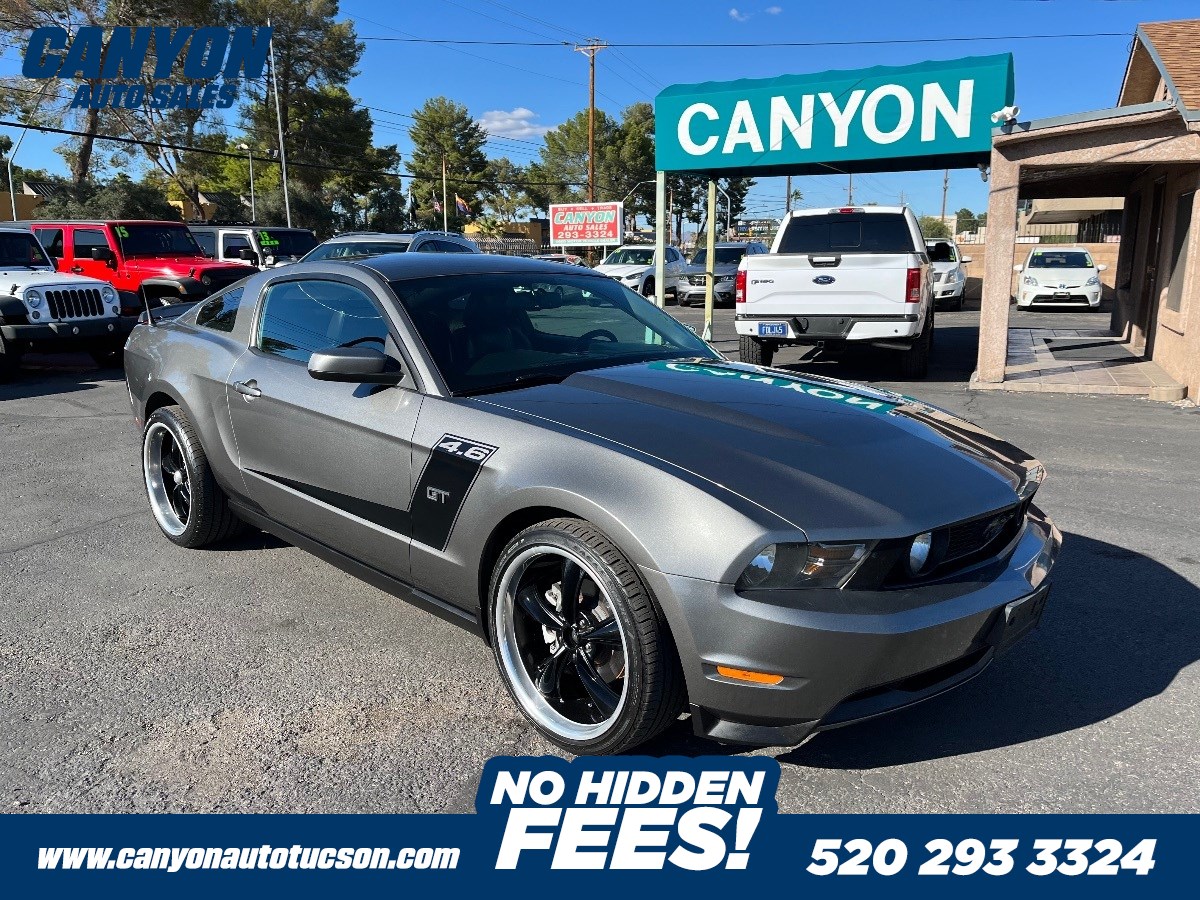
(256, 279, 388, 364)
(195, 286, 244, 333)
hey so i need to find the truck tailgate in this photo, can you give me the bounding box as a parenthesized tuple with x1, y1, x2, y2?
(742, 253, 911, 316)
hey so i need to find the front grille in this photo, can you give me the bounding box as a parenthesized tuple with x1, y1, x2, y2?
(46, 288, 104, 320)
(944, 506, 1021, 565)
(1032, 293, 1090, 304)
(688, 274, 707, 286)
(201, 268, 253, 295)
(933, 271, 944, 282)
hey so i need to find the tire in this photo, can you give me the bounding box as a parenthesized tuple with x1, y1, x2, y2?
(489, 518, 685, 755)
(739, 334, 774, 367)
(142, 405, 245, 548)
(955, 292, 965, 311)
(898, 309, 933, 379)
(0, 334, 19, 383)
(641, 278, 655, 299)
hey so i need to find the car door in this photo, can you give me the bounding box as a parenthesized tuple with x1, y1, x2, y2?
(68, 225, 117, 282)
(31, 226, 66, 270)
(220, 230, 256, 265)
(225, 273, 424, 580)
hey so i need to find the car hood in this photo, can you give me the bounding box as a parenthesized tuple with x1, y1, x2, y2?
(1, 268, 109, 290)
(1023, 267, 1097, 284)
(684, 263, 738, 278)
(479, 360, 1038, 539)
(594, 264, 649, 279)
(930, 261, 961, 274)
(121, 256, 257, 277)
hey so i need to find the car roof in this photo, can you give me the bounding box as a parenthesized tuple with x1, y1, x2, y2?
(26, 219, 188, 226)
(355, 252, 610, 281)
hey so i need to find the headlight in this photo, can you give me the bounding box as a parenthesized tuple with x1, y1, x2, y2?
(1085, 275, 1100, 287)
(1019, 463, 1046, 501)
(624, 272, 641, 280)
(24, 289, 42, 308)
(101, 286, 116, 303)
(737, 541, 869, 590)
(1023, 275, 1038, 287)
(908, 532, 934, 576)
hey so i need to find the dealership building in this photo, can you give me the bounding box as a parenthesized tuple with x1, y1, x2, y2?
(976, 18, 1200, 401)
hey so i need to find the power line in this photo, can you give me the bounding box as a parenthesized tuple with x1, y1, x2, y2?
(357, 31, 1130, 48)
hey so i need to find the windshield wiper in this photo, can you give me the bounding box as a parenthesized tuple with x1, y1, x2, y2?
(459, 372, 571, 396)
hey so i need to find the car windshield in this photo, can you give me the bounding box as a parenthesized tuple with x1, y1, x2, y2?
(601, 248, 653, 266)
(304, 240, 412, 261)
(112, 224, 203, 258)
(691, 247, 747, 266)
(258, 229, 318, 258)
(926, 241, 958, 263)
(0, 231, 52, 268)
(389, 272, 715, 395)
(776, 213, 915, 254)
(1028, 251, 1094, 269)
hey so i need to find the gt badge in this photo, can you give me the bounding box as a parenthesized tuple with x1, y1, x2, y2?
(410, 435, 499, 551)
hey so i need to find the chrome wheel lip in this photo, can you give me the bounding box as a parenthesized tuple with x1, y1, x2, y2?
(495, 544, 630, 742)
(143, 421, 189, 537)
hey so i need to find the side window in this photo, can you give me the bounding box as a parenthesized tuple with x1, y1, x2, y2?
(221, 232, 253, 260)
(195, 286, 244, 333)
(193, 231, 216, 257)
(73, 228, 110, 258)
(434, 240, 465, 253)
(34, 227, 64, 259)
(257, 280, 388, 364)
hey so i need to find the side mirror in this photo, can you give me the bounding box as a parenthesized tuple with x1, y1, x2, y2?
(1013, 264, 1023, 273)
(308, 347, 403, 385)
(238, 247, 261, 264)
(91, 246, 116, 263)
(961, 255, 973, 264)
(1096, 263, 1108, 272)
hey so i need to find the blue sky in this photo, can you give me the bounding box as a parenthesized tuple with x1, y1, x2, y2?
(5, 0, 1199, 224)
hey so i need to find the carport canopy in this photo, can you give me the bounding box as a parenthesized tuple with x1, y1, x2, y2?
(649, 54, 1015, 335)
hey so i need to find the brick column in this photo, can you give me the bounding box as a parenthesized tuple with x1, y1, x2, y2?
(975, 149, 1020, 383)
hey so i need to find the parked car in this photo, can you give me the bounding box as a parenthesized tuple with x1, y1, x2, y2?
(27, 220, 256, 308)
(678, 241, 769, 308)
(594, 244, 686, 299)
(0, 226, 131, 378)
(925, 239, 972, 310)
(125, 253, 1059, 754)
(189, 223, 318, 269)
(302, 231, 480, 262)
(532, 253, 589, 267)
(1015, 246, 1106, 310)
(736, 206, 935, 377)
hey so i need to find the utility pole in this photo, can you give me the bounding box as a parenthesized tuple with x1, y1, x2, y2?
(441, 153, 449, 233)
(267, 18, 291, 227)
(940, 168, 949, 223)
(785, 175, 792, 214)
(847, 174, 854, 205)
(574, 40, 607, 202)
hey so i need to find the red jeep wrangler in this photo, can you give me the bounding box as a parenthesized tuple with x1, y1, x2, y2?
(29, 220, 257, 312)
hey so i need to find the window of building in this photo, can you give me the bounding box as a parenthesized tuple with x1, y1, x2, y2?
(1165, 190, 1195, 314)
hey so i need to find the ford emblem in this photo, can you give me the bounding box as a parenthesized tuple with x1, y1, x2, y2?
(813, 275, 836, 285)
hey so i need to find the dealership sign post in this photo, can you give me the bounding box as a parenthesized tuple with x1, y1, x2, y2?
(549, 202, 624, 247)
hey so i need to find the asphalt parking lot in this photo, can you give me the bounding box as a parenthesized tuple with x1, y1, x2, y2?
(3, 298, 1199, 814)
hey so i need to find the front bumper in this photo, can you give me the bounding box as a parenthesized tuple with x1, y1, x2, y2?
(641, 505, 1061, 747)
(1017, 286, 1102, 308)
(680, 285, 734, 305)
(935, 280, 965, 300)
(1, 316, 132, 351)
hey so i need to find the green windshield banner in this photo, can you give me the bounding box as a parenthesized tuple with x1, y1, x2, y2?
(654, 54, 1013, 176)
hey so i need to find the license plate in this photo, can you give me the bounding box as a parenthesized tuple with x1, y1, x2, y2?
(998, 585, 1049, 652)
(758, 322, 787, 337)
(1053, 292, 1071, 299)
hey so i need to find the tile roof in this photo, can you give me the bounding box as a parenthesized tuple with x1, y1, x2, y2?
(1125, 19, 1200, 110)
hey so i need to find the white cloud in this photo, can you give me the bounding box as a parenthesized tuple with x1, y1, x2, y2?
(476, 107, 551, 140)
(729, 8, 752, 22)
(765, 5, 783, 13)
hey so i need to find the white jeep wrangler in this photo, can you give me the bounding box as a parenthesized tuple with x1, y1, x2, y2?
(0, 226, 131, 381)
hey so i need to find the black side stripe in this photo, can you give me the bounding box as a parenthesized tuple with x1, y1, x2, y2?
(248, 470, 412, 536)
(409, 435, 497, 552)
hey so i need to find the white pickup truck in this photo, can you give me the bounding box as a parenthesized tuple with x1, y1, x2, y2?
(734, 206, 935, 377)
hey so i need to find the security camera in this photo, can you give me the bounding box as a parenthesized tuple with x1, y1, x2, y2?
(991, 105, 1021, 125)
(979, 163, 990, 183)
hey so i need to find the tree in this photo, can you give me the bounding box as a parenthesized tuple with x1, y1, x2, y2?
(613, 101, 656, 222)
(919, 215, 951, 239)
(407, 97, 489, 231)
(532, 108, 623, 206)
(482, 157, 529, 222)
(955, 207, 978, 233)
(33, 173, 179, 220)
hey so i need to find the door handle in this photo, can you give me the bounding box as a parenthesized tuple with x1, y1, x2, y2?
(234, 379, 261, 398)
(70, 266, 83, 273)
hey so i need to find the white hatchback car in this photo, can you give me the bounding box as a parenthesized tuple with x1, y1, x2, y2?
(925, 239, 972, 310)
(1015, 247, 1106, 310)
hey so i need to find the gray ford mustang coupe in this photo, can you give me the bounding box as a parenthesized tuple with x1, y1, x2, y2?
(125, 254, 1060, 754)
